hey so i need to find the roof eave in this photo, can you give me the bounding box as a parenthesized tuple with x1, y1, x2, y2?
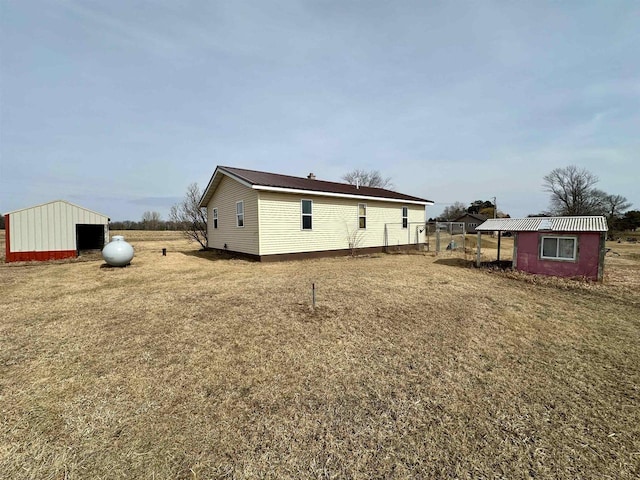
(252, 185, 433, 205)
(5, 200, 109, 218)
(198, 167, 256, 208)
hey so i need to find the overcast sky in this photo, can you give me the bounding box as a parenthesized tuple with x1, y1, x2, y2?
(1, 1, 638, 221)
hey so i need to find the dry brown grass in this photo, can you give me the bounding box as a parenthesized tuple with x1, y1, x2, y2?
(1, 230, 639, 479)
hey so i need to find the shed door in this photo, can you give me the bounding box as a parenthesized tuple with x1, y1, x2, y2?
(76, 224, 105, 252)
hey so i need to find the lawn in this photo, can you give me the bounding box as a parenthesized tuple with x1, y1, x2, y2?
(1, 231, 639, 479)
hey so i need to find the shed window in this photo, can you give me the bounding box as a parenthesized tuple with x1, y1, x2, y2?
(236, 201, 244, 227)
(358, 203, 367, 229)
(213, 208, 218, 229)
(402, 206, 408, 229)
(301, 200, 312, 230)
(540, 236, 577, 261)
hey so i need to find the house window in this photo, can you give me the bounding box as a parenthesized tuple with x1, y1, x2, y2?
(212, 208, 218, 229)
(402, 206, 408, 229)
(301, 199, 312, 230)
(236, 201, 244, 227)
(358, 203, 367, 229)
(540, 236, 577, 261)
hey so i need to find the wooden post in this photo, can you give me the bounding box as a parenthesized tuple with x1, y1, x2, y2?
(598, 232, 606, 282)
(312, 283, 316, 308)
(496, 231, 501, 262)
(476, 232, 481, 267)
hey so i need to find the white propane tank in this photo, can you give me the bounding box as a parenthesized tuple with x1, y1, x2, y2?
(102, 235, 134, 267)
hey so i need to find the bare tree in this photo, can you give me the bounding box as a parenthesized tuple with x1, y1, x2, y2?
(169, 183, 208, 249)
(601, 193, 632, 221)
(141, 211, 162, 230)
(342, 169, 393, 189)
(441, 202, 467, 220)
(543, 165, 601, 215)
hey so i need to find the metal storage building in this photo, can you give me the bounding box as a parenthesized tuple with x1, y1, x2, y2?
(4, 200, 110, 262)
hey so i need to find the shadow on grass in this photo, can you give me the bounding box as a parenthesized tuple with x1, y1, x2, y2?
(434, 258, 514, 271)
(180, 249, 255, 262)
(434, 258, 475, 268)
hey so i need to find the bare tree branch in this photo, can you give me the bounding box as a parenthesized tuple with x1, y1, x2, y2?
(441, 202, 467, 221)
(543, 165, 601, 215)
(141, 211, 162, 230)
(342, 169, 393, 189)
(169, 183, 208, 249)
(602, 194, 632, 221)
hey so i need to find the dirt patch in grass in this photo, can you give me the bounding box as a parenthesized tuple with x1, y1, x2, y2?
(1, 232, 639, 479)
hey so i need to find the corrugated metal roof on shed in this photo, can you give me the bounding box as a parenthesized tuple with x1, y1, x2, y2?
(475, 216, 608, 232)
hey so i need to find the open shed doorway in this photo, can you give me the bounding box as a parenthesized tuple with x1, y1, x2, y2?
(76, 224, 106, 253)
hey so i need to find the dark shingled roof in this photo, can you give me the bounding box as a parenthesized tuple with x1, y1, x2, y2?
(204, 166, 433, 204)
(453, 213, 488, 223)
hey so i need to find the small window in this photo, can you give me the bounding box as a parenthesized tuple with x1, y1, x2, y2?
(212, 208, 218, 229)
(301, 199, 312, 230)
(402, 206, 408, 229)
(236, 201, 244, 227)
(358, 203, 366, 229)
(540, 236, 577, 261)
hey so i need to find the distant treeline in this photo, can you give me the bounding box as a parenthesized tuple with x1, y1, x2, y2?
(0, 215, 190, 231)
(607, 210, 640, 232)
(108, 220, 190, 231)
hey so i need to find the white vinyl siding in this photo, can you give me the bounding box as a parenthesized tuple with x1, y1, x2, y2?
(8, 201, 108, 253)
(258, 191, 425, 255)
(205, 175, 259, 255)
(540, 235, 577, 261)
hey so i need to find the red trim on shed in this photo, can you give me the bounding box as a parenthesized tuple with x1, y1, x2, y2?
(6, 250, 77, 262)
(4, 214, 77, 263)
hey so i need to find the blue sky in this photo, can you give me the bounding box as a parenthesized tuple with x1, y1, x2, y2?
(1, 1, 638, 221)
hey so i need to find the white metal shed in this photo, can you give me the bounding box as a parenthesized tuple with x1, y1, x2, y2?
(4, 200, 110, 262)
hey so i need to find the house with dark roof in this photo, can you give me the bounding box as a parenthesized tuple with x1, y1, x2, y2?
(453, 213, 488, 233)
(198, 166, 434, 260)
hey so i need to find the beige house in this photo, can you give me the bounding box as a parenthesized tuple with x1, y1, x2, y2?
(199, 166, 434, 260)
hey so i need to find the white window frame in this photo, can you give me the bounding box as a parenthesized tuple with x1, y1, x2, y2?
(301, 199, 313, 230)
(358, 203, 367, 229)
(540, 235, 577, 261)
(212, 208, 218, 229)
(402, 206, 408, 229)
(236, 201, 244, 228)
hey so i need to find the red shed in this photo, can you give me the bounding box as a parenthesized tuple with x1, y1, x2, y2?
(475, 216, 608, 281)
